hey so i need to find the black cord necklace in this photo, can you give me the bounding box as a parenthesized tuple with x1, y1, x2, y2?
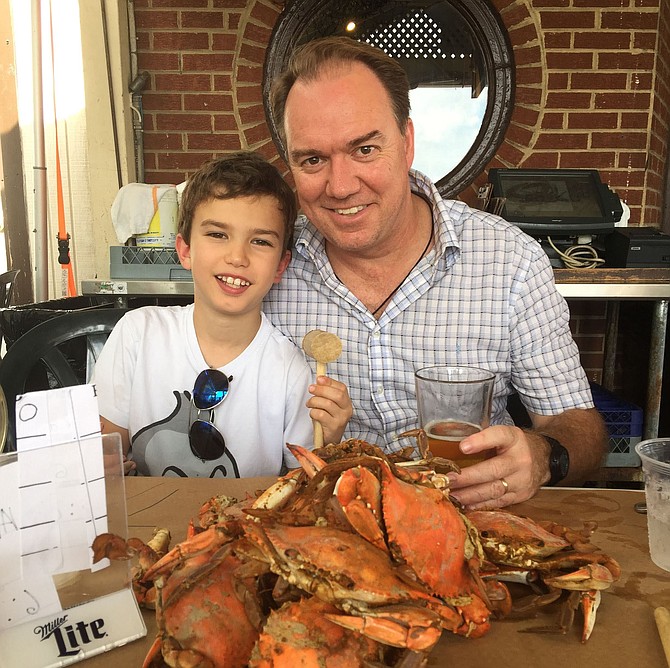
(370, 224, 434, 317)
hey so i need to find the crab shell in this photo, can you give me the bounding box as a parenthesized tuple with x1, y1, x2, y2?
(145, 545, 262, 668)
(242, 521, 460, 650)
(466, 510, 621, 580)
(249, 597, 383, 668)
(334, 460, 493, 637)
(466, 510, 572, 566)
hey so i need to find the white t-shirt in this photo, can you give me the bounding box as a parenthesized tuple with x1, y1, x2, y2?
(92, 305, 314, 477)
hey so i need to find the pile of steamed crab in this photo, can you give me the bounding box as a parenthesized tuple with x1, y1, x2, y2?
(93, 437, 621, 667)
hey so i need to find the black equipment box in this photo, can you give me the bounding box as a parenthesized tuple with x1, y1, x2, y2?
(605, 227, 670, 268)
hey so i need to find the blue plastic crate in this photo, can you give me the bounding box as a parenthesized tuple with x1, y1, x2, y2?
(590, 383, 643, 466)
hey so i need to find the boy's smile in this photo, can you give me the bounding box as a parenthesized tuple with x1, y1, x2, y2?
(176, 194, 290, 322)
(217, 275, 251, 288)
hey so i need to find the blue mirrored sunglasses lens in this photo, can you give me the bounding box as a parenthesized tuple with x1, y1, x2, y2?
(192, 368, 230, 410)
(189, 420, 226, 460)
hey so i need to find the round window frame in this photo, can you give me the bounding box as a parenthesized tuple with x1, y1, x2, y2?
(263, 0, 515, 197)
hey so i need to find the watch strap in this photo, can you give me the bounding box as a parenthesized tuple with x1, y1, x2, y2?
(543, 434, 569, 486)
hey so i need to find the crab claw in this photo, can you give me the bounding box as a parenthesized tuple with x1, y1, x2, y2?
(141, 636, 164, 668)
(522, 585, 603, 642)
(91, 533, 135, 563)
(398, 428, 430, 458)
(324, 605, 443, 652)
(91, 530, 170, 571)
(578, 590, 601, 642)
(252, 468, 302, 510)
(142, 525, 236, 582)
(541, 564, 611, 642)
(334, 466, 388, 551)
(287, 443, 328, 477)
(543, 563, 615, 591)
(555, 589, 601, 642)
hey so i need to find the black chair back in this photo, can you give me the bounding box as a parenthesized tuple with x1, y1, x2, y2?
(0, 308, 128, 452)
(0, 269, 20, 308)
(0, 270, 21, 354)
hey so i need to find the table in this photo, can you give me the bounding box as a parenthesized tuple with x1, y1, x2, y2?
(83, 476, 669, 668)
(82, 268, 670, 441)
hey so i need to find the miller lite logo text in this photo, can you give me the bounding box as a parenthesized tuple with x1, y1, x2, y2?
(35, 614, 107, 657)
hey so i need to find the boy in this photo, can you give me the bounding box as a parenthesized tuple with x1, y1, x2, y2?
(93, 152, 351, 477)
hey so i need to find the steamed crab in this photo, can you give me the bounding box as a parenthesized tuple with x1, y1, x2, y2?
(93, 438, 621, 666)
(274, 444, 495, 637)
(143, 537, 263, 668)
(242, 521, 460, 651)
(260, 441, 619, 642)
(249, 597, 383, 667)
(92, 527, 171, 608)
(466, 509, 620, 641)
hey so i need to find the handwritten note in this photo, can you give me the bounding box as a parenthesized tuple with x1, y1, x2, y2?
(16, 385, 108, 575)
(0, 464, 21, 588)
(0, 384, 111, 631)
(0, 461, 62, 632)
(15, 384, 102, 450)
(0, 569, 62, 632)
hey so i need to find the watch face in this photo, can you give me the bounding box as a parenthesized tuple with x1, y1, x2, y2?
(547, 436, 569, 485)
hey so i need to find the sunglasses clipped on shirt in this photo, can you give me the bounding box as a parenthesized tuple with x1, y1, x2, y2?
(189, 369, 233, 461)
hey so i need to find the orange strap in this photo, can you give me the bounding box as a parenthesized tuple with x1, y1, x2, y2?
(49, 0, 77, 297)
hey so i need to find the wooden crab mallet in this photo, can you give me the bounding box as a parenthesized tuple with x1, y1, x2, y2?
(302, 329, 343, 447)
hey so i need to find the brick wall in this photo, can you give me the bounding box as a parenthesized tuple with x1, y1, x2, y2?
(133, 0, 669, 387)
(134, 0, 668, 225)
(483, 0, 665, 229)
(649, 1, 670, 226)
(134, 0, 283, 184)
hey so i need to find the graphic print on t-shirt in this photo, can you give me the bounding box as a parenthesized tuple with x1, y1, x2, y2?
(130, 390, 241, 478)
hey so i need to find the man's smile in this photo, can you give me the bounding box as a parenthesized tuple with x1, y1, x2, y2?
(331, 204, 366, 215)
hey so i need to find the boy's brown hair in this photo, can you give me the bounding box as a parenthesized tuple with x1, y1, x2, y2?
(178, 151, 297, 251)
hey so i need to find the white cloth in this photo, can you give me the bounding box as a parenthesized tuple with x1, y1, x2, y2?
(110, 183, 175, 244)
(615, 199, 630, 227)
(92, 305, 314, 477)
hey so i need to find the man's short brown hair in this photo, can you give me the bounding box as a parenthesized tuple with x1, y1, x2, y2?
(178, 151, 297, 251)
(270, 36, 411, 149)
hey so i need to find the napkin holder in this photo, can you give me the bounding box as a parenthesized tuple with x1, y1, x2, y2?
(0, 434, 146, 667)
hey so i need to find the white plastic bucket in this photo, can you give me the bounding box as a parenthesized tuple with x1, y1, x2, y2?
(134, 187, 179, 247)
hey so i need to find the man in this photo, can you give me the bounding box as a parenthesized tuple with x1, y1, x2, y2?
(263, 36, 608, 509)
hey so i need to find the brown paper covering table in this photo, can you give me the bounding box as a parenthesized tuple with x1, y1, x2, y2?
(83, 477, 670, 668)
